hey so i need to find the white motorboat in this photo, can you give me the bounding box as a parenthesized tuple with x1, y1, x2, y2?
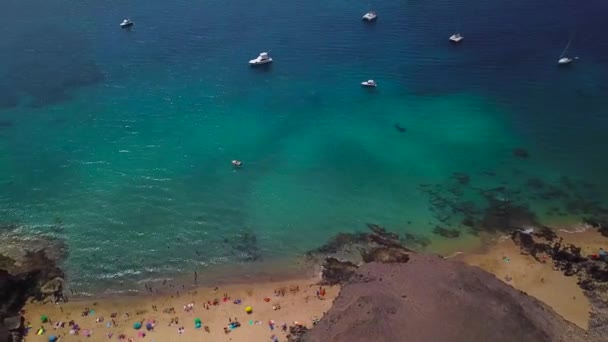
(249, 52, 273, 66)
(361, 79, 377, 88)
(120, 19, 133, 28)
(449, 33, 463, 43)
(558, 57, 573, 65)
(232, 160, 243, 167)
(362, 11, 377, 21)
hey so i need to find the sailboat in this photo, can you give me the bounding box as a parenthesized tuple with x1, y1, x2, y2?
(557, 38, 577, 66)
(449, 18, 463, 43)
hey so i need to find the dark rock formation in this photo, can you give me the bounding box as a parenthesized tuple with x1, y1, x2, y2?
(583, 218, 608, 237)
(452, 172, 470, 185)
(394, 123, 406, 133)
(308, 232, 368, 255)
(304, 255, 591, 342)
(320, 258, 359, 286)
(513, 148, 530, 159)
(287, 324, 309, 342)
(510, 229, 608, 340)
(365, 223, 400, 241)
(2, 316, 22, 331)
(0, 232, 66, 342)
(432, 226, 460, 238)
(361, 247, 410, 264)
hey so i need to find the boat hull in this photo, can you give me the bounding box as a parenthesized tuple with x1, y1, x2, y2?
(120, 23, 133, 28)
(249, 60, 273, 66)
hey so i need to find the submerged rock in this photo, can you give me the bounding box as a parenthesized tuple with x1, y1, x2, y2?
(513, 148, 530, 159)
(394, 123, 407, 133)
(309, 232, 368, 255)
(432, 226, 460, 238)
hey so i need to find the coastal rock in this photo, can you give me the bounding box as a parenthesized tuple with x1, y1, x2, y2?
(0, 325, 9, 342)
(365, 223, 400, 241)
(309, 232, 368, 255)
(304, 254, 590, 342)
(287, 324, 309, 342)
(361, 247, 410, 264)
(2, 316, 22, 331)
(432, 226, 460, 238)
(40, 277, 64, 295)
(321, 258, 358, 286)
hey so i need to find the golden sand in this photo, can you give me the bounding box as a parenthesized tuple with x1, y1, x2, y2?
(463, 229, 607, 330)
(23, 277, 338, 342)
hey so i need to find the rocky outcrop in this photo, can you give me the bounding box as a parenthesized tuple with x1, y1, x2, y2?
(304, 255, 591, 342)
(510, 229, 608, 340)
(361, 247, 410, 264)
(0, 227, 67, 342)
(320, 258, 359, 286)
(313, 224, 412, 285)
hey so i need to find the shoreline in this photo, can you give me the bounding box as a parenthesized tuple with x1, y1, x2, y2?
(23, 275, 338, 342)
(44, 220, 604, 299)
(9, 220, 608, 341)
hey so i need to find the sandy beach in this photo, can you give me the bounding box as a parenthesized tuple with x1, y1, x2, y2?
(463, 227, 607, 330)
(17, 225, 607, 341)
(22, 278, 338, 342)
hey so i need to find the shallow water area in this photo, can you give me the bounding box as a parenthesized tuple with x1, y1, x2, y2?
(1, 0, 607, 293)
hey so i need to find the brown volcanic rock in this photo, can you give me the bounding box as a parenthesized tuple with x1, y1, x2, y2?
(304, 254, 590, 342)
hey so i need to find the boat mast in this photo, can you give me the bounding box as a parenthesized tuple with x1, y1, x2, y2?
(559, 38, 572, 59)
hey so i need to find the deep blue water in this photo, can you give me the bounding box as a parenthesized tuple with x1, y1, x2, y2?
(1, 0, 607, 293)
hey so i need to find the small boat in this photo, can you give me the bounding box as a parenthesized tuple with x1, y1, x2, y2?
(232, 160, 243, 167)
(361, 79, 377, 88)
(558, 57, 573, 65)
(249, 52, 273, 66)
(362, 11, 377, 21)
(120, 19, 133, 28)
(449, 33, 463, 43)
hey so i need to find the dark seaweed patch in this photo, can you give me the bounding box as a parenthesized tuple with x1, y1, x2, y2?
(4, 27, 103, 108)
(512, 148, 529, 159)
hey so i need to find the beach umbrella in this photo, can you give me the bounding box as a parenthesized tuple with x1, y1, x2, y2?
(195, 322, 202, 329)
(48, 335, 57, 342)
(146, 322, 153, 330)
(133, 322, 142, 330)
(41, 315, 48, 323)
(194, 318, 202, 324)
(245, 306, 253, 314)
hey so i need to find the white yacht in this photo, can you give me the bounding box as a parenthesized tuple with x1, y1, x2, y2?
(232, 160, 243, 167)
(558, 57, 573, 65)
(249, 52, 273, 66)
(449, 33, 463, 43)
(120, 19, 133, 28)
(361, 79, 377, 88)
(362, 11, 377, 21)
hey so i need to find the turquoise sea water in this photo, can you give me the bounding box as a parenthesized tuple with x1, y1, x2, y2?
(1, 0, 607, 292)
